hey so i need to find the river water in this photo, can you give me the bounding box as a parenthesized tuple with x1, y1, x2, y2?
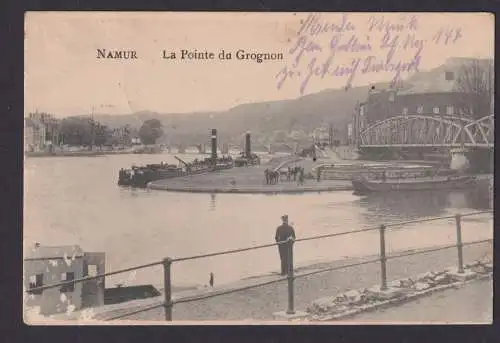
(23, 153, 493, 289)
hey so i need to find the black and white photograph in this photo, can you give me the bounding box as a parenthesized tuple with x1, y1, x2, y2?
(23, 12, 493, 324)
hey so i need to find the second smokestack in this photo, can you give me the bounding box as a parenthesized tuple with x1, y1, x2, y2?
(211, 129, 217, 160)
(245, 132, 251, 157)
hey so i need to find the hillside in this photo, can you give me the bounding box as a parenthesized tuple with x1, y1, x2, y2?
(94, 85, 378, 145)
(93, 57, 492, 145)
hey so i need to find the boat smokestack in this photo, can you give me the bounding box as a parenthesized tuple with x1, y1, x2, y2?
(245, 132, 251, 157)
(211, 129, 218, 160)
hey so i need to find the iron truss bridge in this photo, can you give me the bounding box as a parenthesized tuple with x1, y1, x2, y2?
(359, 114, 494, 148)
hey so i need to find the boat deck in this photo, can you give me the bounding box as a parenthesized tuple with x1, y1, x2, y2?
(364, 176, 472, 184)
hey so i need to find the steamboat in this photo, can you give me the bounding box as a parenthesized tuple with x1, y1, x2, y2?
(118, 156, 234, 188)
(234, 152, 261, 167)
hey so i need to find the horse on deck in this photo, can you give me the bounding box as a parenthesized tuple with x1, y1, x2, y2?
(264, 169, 281, 185)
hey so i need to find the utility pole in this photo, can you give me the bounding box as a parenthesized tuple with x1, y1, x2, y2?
(329, 123, 334, 147)
(90, 106, 95, 150)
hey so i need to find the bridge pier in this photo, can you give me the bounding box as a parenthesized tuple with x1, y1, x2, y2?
(450, 148, 470, 172)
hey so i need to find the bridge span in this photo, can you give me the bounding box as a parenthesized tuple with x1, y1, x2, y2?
(355, 113, 493, 173)
(358, 114, 494, 149)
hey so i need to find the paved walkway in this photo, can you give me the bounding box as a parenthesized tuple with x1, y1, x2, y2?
(349, 278, 492, 324)
(97, 242, 491, 322)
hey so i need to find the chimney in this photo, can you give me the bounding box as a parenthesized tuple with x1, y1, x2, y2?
(245, 132, 251, 157)
(211, 129, 218, 160)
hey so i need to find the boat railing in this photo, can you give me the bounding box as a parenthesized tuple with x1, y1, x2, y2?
(25, 210, 493, 321)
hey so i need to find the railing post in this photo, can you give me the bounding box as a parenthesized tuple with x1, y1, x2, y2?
(455, 214, 464, 273)
(162, 257, 173, 321)
(286, 238, 295, 315)
(379, 224, 388, 290)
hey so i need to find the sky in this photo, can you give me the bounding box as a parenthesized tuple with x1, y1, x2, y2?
(24, 12, 494, 117)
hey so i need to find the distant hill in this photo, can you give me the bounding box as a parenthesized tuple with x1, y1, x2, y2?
(92, 57, 492, 145)
(93, 84, 385, 145)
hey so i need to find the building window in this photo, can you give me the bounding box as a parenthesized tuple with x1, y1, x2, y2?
(88, 265, 98, 277)
(402, 107, 408, 115)
(60, 272, 75, 293)
(446, 105, 454, 115)
(417, 105, 424, 114)
(433, 107, 440, 114)
(28, 274, 44, 295)
(445, 71, 454, 81)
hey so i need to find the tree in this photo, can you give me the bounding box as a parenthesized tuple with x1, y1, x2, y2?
(138, 119, 164, 145)
(59, 116, 112, 147)
(94, 122, 113, 147)
(121, 124, 132, 145)
(59, 116, 91, 146)
(454, 59, 494, 119)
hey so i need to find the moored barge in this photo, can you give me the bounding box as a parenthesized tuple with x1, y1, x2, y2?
(352, 174, 477, 195)
(118, 163, 183, 188)
(118, 156, 234, 188)
(316, 162, 456, 181)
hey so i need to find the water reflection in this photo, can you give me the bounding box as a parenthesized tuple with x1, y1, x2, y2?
(355, 189, 492, 225)
(462, 188, 492, 210)
(209, 193, 217, 211)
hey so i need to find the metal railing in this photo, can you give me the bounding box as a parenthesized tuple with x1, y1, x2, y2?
(25, 210, 493, 321)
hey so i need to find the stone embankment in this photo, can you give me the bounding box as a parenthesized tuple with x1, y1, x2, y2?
(299, 258, 493, 322)
(148, 156, 354, 194)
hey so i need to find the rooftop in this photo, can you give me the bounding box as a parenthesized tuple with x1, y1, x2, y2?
(24, 244, 84, 260)
(24, 118, 45, 129)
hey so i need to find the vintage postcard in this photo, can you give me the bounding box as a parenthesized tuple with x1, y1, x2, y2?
(23, 12, 493, 325)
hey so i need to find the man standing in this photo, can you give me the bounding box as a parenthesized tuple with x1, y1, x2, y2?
(275, 215, 296, 275)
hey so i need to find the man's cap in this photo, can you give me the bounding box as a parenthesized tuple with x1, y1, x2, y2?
(281, 214, 288, 220)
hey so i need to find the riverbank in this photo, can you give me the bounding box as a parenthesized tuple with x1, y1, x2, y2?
(25, 150, 138, 158)
(39, 241, 492, 323)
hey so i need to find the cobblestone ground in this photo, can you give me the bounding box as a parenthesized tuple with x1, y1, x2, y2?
(120, 242, 491, 322)
(349, 278, 492, 323)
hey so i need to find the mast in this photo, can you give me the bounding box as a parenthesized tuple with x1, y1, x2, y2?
(89, 106, 95, 150)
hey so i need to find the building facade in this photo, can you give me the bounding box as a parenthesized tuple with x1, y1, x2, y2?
(24, 245, 105, 316)
(24, 118, 47, 152)
(357, 89, 477, 127)
(351, 83, 482, 146)
(24, 112, 61, 152)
